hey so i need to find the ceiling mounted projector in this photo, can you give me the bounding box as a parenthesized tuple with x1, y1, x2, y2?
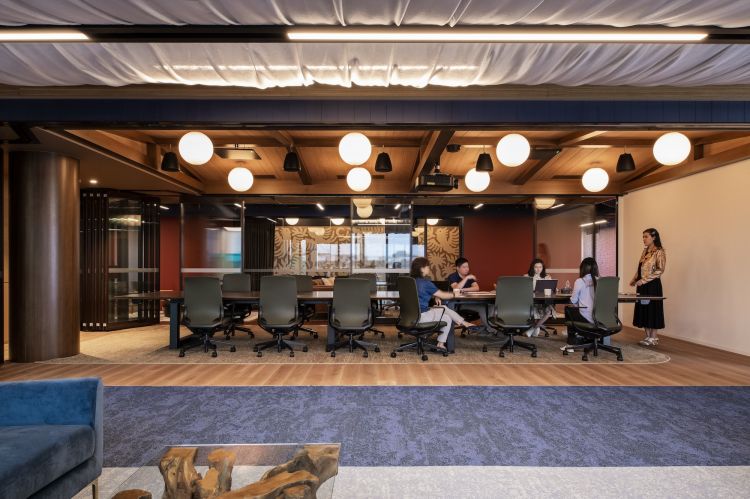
(214, 144, 262, 161)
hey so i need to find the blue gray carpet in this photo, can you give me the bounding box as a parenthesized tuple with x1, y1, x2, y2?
(104, 386, 750, 468)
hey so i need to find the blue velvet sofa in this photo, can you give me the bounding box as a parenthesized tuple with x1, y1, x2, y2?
(0, 378, 103, 498)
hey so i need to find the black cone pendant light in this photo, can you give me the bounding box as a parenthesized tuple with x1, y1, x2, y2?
(616, 152, 636, 173)
(374, 145, 392, 173)
(161, 150, 180, 172)
(283, 150, 300, 172)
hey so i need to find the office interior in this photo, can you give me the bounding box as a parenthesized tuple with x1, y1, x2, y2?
(1, 3, 749, 498)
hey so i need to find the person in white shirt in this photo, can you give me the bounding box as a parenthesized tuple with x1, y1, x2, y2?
(563, 257, 599, 350)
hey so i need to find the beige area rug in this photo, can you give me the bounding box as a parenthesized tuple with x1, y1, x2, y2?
(41, 323, 670, 365)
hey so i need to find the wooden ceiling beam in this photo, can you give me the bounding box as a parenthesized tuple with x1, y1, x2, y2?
(625, 142, 750, 191)
(409, 130, 455, 191)
(265, 130, 312, 185)
(512, 149, 561, 185)
(620, 159, 663, 183)
(556, 130, 608, 147)
(694, 132, 750, 145)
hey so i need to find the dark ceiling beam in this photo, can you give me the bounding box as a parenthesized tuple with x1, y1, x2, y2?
(4, 24, 746, 44)
(409, 130, 455, 192)
(266, 130, 312, 185)
(625, 142, 750, 191)
(512, 149, 561, 185)
(145, 137, 423, 148)
(620, 159, 663, 183)
(450, 136, 654, 148)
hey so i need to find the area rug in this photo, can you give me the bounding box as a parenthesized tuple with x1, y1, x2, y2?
(42, 324, 670, 365)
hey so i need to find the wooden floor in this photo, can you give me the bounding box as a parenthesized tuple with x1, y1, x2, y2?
(1, 328, 748, 387)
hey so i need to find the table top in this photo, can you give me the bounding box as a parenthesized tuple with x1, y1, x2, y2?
(121, 290, 664, 303)
(112, 443, 339, 499)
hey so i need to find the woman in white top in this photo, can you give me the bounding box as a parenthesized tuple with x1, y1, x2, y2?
(523, 258, 557, 337)
(564, 257, 598, 349)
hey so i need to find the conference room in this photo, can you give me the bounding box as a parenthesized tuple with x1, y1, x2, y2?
(1, 3, 749, 498)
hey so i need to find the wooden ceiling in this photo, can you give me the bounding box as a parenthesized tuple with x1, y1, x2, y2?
(61, 127, 750, 198)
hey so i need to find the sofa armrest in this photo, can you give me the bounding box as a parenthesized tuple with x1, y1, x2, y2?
(0, 378, 103, 466)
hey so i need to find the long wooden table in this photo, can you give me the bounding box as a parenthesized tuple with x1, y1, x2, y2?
(121, 290, 665, 350)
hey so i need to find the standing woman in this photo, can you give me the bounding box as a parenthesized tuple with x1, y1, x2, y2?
(630, 228, 666, 346)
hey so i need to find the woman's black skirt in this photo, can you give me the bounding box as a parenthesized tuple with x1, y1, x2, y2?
(633, 278, 665, 329)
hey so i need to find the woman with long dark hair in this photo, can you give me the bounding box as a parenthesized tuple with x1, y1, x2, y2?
(563, 257, 599, 350)
(409, 257, 482, 351)
(524, 258, 557, 337)
(630, 228, 666, 346)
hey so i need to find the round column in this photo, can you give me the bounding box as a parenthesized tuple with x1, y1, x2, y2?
(9, 151, 80, 361)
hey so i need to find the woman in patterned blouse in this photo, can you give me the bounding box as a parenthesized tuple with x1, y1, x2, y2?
(630, 228, 666, 346)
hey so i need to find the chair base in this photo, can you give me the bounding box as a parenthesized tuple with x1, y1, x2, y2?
(253, 333, 308, 357)
(540, 325, 557, 337)
(179, 333, 236, 358)
(482, 333, 537, 357)
(367, 327, 386, 338)
(391, 334, 449, 361)
(563, 337, 623, 361)
(330, 333, 380, 358)
(225, 324, 255, 339)
(294, 325, 319, 339)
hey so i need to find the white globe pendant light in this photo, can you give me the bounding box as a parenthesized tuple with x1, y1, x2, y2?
(227, 167, 254, 192)
(356, 205, 373, 218)
(426, 218, 439, 226)
(346, 167, 372, 192)
(285, 217, 299, 225)
(496, 133, 530, 167)
(339, 132, 372, 165)
(330, 218, 345, 225)
(653, 132, 691, 165)
(534, 197, 556, 209)
(464, 168, 491, 192)
(178, 132, 214, 165)
(352, 198, 372, 209)
(582, 167, 609, 192)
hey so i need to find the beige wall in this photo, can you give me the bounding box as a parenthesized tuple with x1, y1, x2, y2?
(618, 158, 750, 356)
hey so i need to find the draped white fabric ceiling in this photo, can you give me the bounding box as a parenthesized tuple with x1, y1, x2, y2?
(0, 0, 749, 88)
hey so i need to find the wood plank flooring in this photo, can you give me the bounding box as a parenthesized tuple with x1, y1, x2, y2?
(1, 328, 749, 387)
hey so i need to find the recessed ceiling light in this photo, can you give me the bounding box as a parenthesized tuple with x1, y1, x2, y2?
(394, 204, 402, 210)
(88, 179, 98, 185)
(234, 203, 242, 208)
(159, 205, 170, 211)
(316, 203, 325, 211)
(473, 203, 484, 210)
(287, 28, 707, 43)
(550, 203, 566, 209)
(0, 29, 89, 42)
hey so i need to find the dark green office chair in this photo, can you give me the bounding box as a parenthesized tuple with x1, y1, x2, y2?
(564, 276, 623, 361)
(483, 276, 537, 357)
(180, 277, 236, 358)
(347, 273, 386, 338)
(254, 275, 309, 357)
(293, 274, 320, 339)
(222, 272, 255, 339)
(391, 276, 449, 361)
(329, 278, 380, 358)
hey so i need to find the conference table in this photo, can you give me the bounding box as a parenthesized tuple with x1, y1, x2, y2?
(122, 290, 665, 350)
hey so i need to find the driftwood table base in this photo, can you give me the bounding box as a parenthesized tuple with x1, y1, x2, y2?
(156, 445, 340, 499)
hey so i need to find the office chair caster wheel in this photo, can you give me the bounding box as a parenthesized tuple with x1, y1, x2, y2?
(544, 331, 549, 338)
(225, 335, 231, 341)
(482, 346, 488, 352)
(374, 347, 380, 353)
(562, 349, 569, 356)
(211, 351, 218, 358)
(313, 333, 319, 339)
(617, 355, 624, 361)
(289, 351, 295, 358)
(253, 346, 259, 352)
(178, 350, 185, 358)
(230, 346, 237, 352)
(531, 350, 537, 358)
(249, 332, 255, 338)
(302, 346, 308, 352)
(442, 351, 449, 357)
(257, 351, 263, 357)
(421, 355, 428, 362)
(397, 333, 403, 339)
(499, 351, 505, 358)
(331, 351, 336, 358)
(363, 352, 368, 358)
(390, 352, 397, 358)
(582, 355, 589, 361)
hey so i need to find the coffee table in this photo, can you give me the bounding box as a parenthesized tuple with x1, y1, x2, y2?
(110, 443, 340, 498)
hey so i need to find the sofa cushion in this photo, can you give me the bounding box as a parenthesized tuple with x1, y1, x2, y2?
(0, 425, 95, 498)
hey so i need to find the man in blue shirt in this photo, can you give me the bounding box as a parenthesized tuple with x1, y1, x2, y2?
(446, 257, 496, 336)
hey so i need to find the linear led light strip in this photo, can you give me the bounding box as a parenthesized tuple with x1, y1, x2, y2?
(288, 30, 708, 43)
(0, 29, 89, 41)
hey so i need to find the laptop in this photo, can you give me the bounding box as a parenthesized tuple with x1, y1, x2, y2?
(534, 279, 558, 293)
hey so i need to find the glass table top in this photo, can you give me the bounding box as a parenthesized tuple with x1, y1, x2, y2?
(110, 443, 340, 498)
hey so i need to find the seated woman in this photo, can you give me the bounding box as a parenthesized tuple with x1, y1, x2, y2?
(410, 257, 482, 351)
(524, 258, 557, 337)
(563, 257, 599, 350)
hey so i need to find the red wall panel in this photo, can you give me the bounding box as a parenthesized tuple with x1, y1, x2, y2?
(160, 216, 180, 291)
(462, 214, 534, 291)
